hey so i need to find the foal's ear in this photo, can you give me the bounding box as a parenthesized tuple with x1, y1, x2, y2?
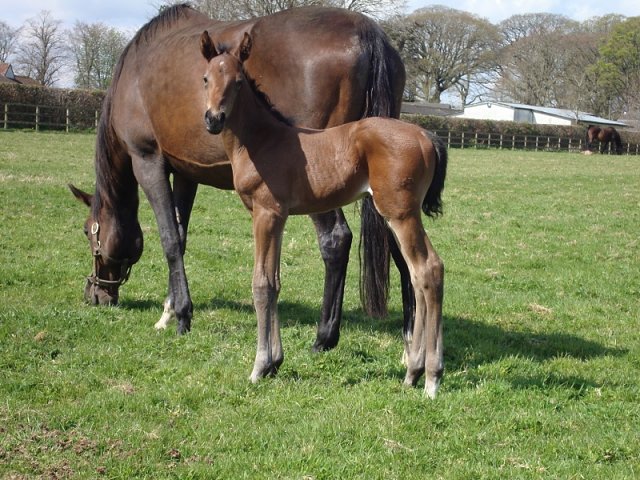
(238, 32, 252, 63)
(200, 30, 218, 61)
(68, 183, 93, 207)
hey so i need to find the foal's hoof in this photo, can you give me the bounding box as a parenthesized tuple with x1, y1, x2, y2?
(424, 376, 441, 399)
(249, 363, 279, 383)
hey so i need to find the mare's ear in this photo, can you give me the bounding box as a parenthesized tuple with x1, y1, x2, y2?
(68, 184, 93, 207)
(238, 32, 252, 63)
(200, 30, 218, 61)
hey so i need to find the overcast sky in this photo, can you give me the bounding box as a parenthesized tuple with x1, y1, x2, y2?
(3, 0, 640, 33)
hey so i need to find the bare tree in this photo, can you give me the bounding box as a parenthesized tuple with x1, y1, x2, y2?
(14, 11, 66, 86)
(495, 13, 582, 106)
(0, 20, 19, 63)
(391, 6, 500, 104)
(188, 0, 404, 20)
(68, 22, 129, 89)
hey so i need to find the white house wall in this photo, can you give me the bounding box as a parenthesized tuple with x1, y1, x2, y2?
(532, 111, 571, 126)
(455, 104, 514, 121)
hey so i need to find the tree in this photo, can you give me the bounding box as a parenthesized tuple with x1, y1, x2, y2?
(391, 6, 500, 104)
(14, 11, 66, 86)
(594, 16, 640, 118)
(69, 22, 129, 89)
(495, 13, 581, 106)
(187, 0, 404, 21)
(0, 20, 19, 63)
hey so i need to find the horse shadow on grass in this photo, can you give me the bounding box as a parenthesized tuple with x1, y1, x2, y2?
(122, 296, 625, 392)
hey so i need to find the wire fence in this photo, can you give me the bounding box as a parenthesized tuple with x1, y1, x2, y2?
(3, 102, 639, 155)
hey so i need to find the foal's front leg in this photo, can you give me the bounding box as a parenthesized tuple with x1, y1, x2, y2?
(249, 206, 286, 382)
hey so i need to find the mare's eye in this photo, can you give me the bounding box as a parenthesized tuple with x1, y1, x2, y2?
(203, 76, 208, 86)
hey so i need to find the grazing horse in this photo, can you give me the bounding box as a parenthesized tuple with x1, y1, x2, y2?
(69, 4, 407, 351)
(586, 125, 623, 154)
(200, 31, 447, 397)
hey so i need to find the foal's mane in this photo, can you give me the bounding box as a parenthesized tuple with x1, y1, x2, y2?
(245, 73, 294, 126)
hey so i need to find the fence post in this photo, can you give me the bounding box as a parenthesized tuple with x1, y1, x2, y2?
(474, 132, 478, 149)
(488, 133, 491, 148)
(447, 131, 451, 149)
(511, 135, 515, 150)
(499, 133, 503, 149)
(524, 135, 528, 149)
(35, 106, 39, 131)
(461, 132, 465, 149)
(66, 108, 70, 133)
(3, 104, 7, 129)
(95, 110, 99, 129)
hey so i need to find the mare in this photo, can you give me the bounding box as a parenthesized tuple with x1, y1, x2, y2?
(200, 31, 448, 397)
(586, 125, 623, 154)
(69, 4, 408, 351)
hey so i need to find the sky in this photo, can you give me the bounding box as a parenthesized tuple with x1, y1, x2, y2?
(3, 0, 640, 32)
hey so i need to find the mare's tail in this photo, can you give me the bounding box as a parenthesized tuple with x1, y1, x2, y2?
(358, 24, 406, 318)
(612, 129, 623, 154)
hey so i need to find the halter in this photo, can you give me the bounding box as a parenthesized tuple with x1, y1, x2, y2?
(87, 222, 132, 289)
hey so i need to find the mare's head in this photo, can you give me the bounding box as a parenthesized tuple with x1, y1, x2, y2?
(200, 30, 252, 134)
(69, 184, 143, 305)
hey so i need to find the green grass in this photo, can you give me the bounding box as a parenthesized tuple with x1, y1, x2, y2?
(1, 130, 639, 479)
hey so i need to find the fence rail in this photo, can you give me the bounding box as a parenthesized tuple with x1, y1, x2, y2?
(3, 102, 639, 155)
(2, 103, 99, 132)
(430, 129, 640, 155)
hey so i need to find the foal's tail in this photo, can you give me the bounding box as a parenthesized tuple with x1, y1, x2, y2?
(422, 131, 448, 218)
(358, 23, 406, 318)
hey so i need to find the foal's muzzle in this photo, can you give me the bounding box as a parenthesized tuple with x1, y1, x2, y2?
(205, 110, 225, 134)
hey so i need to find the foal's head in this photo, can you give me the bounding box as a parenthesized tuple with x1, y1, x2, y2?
(200, 30, 252, 134)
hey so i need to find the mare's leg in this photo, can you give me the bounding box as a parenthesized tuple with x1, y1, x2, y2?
(309, 209, 352, 352)
(250, 206, 286, 382)
(173, 174, 199, 252)
(131, 154, 193, 334)
(387, 215, 444, 398)
(157, 175, 199, 330)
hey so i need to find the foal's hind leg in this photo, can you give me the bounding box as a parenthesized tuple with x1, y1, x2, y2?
(249, 206, 286, 382)
(387, 215, 444, 398)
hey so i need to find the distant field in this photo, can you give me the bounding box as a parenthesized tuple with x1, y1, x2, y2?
(1, 131, 638, 478)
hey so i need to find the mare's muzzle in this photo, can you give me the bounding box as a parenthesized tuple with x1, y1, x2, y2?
(205, 110, 225, 134)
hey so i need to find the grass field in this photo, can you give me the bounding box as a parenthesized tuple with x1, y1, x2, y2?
(1, 130, 639, 479)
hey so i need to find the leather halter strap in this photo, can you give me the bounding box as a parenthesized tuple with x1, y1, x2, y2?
(87, 222, 132, 289)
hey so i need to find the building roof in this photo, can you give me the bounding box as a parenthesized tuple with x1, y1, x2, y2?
(466, 101, 627, 127)
(401, 102, 462, 117)
(0, 62, 39, 86)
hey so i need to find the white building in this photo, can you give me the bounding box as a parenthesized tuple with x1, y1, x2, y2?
(455, 102, 627, 127)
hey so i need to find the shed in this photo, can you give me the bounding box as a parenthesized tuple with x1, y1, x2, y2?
(455, 102, 626, 127)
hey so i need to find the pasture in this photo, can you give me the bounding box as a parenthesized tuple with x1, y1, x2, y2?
(1, 130, 638, 478)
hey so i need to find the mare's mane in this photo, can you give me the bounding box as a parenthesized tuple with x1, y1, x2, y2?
(92, 4, 199, 219)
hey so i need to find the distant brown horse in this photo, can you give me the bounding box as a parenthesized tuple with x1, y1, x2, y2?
(586, 125, 623, 154)
(69, 4, 408, 351)
(200, 31, 447, 397)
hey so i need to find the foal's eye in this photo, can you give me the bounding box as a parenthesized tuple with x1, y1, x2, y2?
(203, 76, 208, 86)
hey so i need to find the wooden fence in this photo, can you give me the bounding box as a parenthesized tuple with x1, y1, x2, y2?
(3, 102, 639, 155)
(430, 130, 640, 155)
(2, 103, 99, 132)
